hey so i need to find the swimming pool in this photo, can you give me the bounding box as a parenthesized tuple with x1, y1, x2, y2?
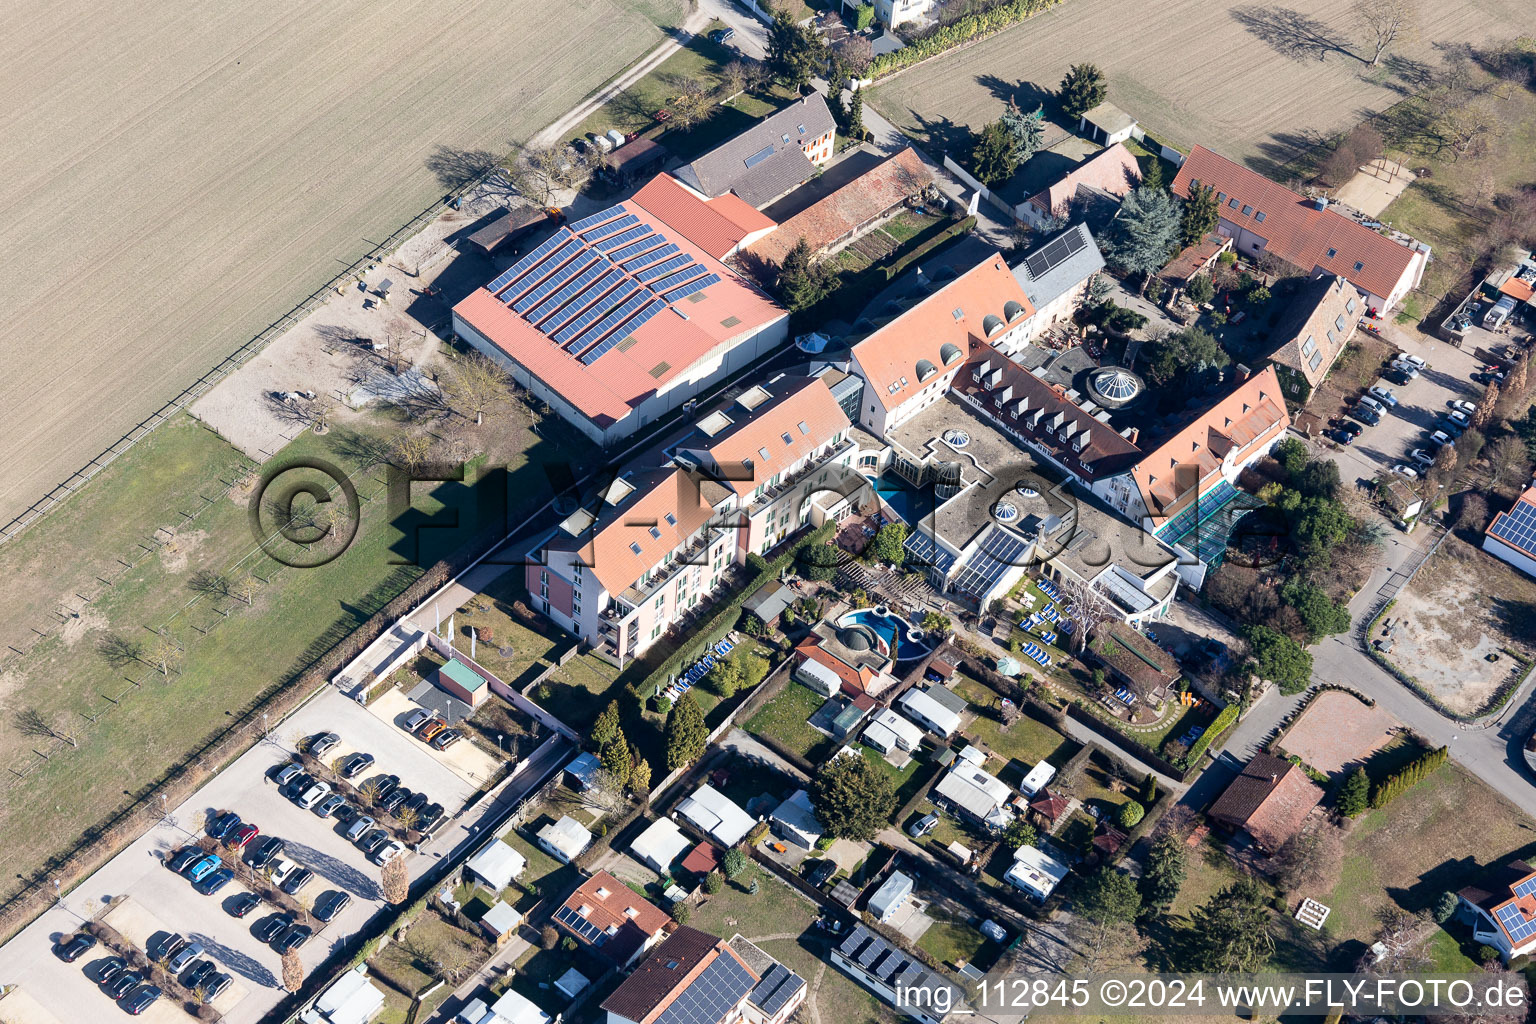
(839, 608, 934, 662)
(871, 473, 936, 527)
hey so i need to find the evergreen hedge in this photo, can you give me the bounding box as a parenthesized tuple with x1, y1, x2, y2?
(1368, 746, 1448, 809)
(868, 0, 1065, 78)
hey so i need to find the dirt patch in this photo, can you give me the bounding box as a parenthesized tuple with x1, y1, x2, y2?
(1280, 690, 1397, 774)
(1380, 536, 1536, 715)
(1333, 159, 1415, 217)
(156, 528, 207, 574)
(57, 607, 107, 649)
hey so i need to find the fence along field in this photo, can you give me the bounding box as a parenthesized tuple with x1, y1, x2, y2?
(0, 0, 686, 528)
(866, 0, 1526, 174)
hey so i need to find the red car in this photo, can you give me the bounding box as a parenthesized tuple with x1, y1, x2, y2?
(226, 823, 259, 850)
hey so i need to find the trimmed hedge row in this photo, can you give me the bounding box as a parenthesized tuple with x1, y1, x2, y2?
(1186, 702, 1239, 764)
(869, 0, 1065, 78)
(883, 216, 977, 281)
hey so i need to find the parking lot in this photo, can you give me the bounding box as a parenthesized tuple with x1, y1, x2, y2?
(1, 688, 482, 1024)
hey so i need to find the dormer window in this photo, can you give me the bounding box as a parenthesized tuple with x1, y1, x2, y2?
(579, 903, 594, 914)
(1326, 247, 1338, 259)
(630, 543, 642, 555)
(595, 887, 609, 898)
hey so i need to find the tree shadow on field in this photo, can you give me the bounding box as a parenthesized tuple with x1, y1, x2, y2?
(1230, 5, 1359, 64)
(1249, 127, 1334, 181)
(426, 146, 501, 191)
(905, 110, 971, 159)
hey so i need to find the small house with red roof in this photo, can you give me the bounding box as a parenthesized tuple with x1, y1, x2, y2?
(554, 870, 674, 968)
(1483, 484, 1536, 581)
(1207, 751, 1323, 853)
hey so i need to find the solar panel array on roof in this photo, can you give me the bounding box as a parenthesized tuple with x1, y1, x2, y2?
(1516, 876, 1536, 900)
(649, 264, 707, 294)
(595, 224, 653, 253)
(496, 228, 573, 293)
(560, 280, 640, 347)
(952, 526, 1032, 599)
(569, 205, 626, 232)
(527, 256, 612, 325)
(743, 144, 776, 169)
(623, 242, 679, 271)
(554, 904, 606, 945)
(608, 233, 664, 263)
(749, 964, 804, 1017)
(549, 268, 626, 337)
(581, 300, 667, 365)
(572, 289, 654, 358)
(505, 236, 582, 303)
(1489, 501, 1536, 555)
(652, 953, 756, 1024)
(637, 253, 693, 282)
(513, 249, 597, 313)
(664, 274, 720, 303)
(1023, 226, 1089, 280)
(583, 213, 640, 241)
(1497, 902, 1536, 944)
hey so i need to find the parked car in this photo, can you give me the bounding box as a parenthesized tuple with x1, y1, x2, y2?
(340, 752, 374, 779)
(281, 773, 314, 801)
(807, 859, 837, 887)
(1367, 385, 1399, 407)
(416, 717, 447, 742)
(1427, 430, 1454, 448)
(270, 858, 298, 887)
(1393, 353, 1428, 371)
(167, 941, 205, 974)
(908, 812, 939, 838)
(417, 803, 445, 830)
(182, 959, 217, 991)
(315, 890, 352, 922)
(200, 973, 232, 1000)
(167, 847, 202, 874)
(371, 840, 406, 866)
(430, 728, 462, 751)
(54, 933, 96, 962)
(372, 775, 400, 803)
(402, 791, 430, 816)
(1437, 416, 1465, 437)
(185, 854, 223, 883)
(1357, 395, 1386, 416)
(1409, 448, 1436, 467)
(206, 811, 241, 841)
(193, 868, 235, 896)
(254, 914, 293, 944)
(281, 868, 315, 896)
(227, 823, 259, 849)
(709, 27, 735, 43)
(402, 709, 432, 733)
(272, 762, 304, 787)
(1384, 367, 1415, 386)
(314, 794, 346, 818)
(274, 925, 312, 953)
(227, 892, 261, 918)
(104, 970, 144, 1000)
(1446, 409, 1471, 428)
(247, 836, 284, 869)
(1327, 427, 1355, 445)
(1352, 405, 1381, 425)
(148, 934, 184, 962)
(297, 782, 332, 810)
(334, 803, 359, 824)
(121, 986, 163, 1016)
(379, 787, 412, 814)
(346, 815, 377, 843)
(309, 732, 341, 757)
(1392, 464, 1419, 479)
(1339, 419, 1365, 437)
(1449, 399, 1476, 414)
(97, 956, 129, 983)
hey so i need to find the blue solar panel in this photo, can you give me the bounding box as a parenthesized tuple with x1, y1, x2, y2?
(570, 289, 651, 355)
(1497, 903, 1536, 943)
(503, 237, 581, 302)
(547, 269, 625, 337)
(607, 233, 661, 263)
(1489, 500, 1536, 556)
(579, 300, 666, 364)
(622, 242, 679, 271)
(648, 264, 706, 294)
(569, 205, 625, 232)
(594, 223, 652, 251)
(512, 249, 595, 313)
(636, 253, 692, 282)
(1516, 876, 1536, 900)
(486, 266, 519, 294)
(554, 278, 638, 346)
(652, 952, 756, 1024)
(526, 256, 611, 325)
(581, 213, 639, 241)
(662, 273, 720, 302)
(496, 228, 572, 292)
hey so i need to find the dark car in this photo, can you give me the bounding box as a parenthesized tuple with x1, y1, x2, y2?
(227, 823, 259, 849)
(402, 790, 429, 816)
(1326, 427, 1355, 445)
(281, 773, 314, 801)
(148, 933, 184, 962)
(430, 728, 462, 751)
(274, 924, 313, 953)
(227, 892, 262, 919)
(1352, 405, 1381, 426)
(360, 829, 391, 856)
(200, 973, 232, 1001)
(193, 868, 235, 896)
(334, 802, 359, 824)
(1385, 367, 1414, 386)
(379, 787, 411, 814)
(55, 932, 97, 962)
(254, 914, 293, 944)
(1339, 419, 1364, 437)
(167, 847, 202, 874)
(417, 802, 444, 830)
(807, 859, 837, 887)
(247, 836, 284, 869)
(121, 985, 162, 1016)
(371, 774, 400, 803)
(280, 868, 314, 895)
(340, 752, 374, 779)
(104, 970, 144, 1000)
(182, 959, 217, 991)
(207, 811, 241, 840)
(97, 956, 129, 983)
(314, 890, 352, 922)
(709, 27, 735, 43)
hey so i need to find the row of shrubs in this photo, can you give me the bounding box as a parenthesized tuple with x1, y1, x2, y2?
(882, 216, 977, 282)
(868, 0, 1066, 78)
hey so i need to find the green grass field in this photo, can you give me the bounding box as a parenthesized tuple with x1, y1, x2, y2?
(744, 681, 832, 761)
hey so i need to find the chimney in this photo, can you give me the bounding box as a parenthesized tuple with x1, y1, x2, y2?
(1314, 197, 1328, 211)
(1234, 363, 1252, 382)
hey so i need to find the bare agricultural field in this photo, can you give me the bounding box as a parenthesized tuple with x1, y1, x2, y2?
(0, 0, 686, 526)
(866, 0, 1524, 175)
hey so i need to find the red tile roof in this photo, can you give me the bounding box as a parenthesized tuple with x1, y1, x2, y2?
(1132, 366, 1289, 522)
(747, 147, 934, 268)
(794, 637, 877, 695)
(707, 191, 777, 242)
(1031, 143, 1141, 219)
(1207, 751, 1323, 851)
(1172, 145, 1420, 300)
(557, 870, 674, 965)
(677, 376, 850, 493)
(679, 841, 721, 875)
(851, 255, 1035, 413)
(636, 174, 772, 260)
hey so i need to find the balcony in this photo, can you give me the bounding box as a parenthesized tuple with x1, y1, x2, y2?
(620, 533, 713, 605)
(748, 439, 856, 515)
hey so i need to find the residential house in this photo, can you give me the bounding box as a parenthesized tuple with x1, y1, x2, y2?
(465, 838, 526, 891)
(673, 96, 838, 209)
(1003, 845, 1069, 902)
(1207, 751, 1324, 852)
(1457, 860, 1536, 962)
(1157, 232, 1232, 298)
(729, 936, 810, 1024)
(849, 255, 1037, 437)
(300, 967, 386, 1024)
(602, 926, 805, 1024)
(566, 752, 602, 790)
(1172, 144, 1429, 311)
(1089, 620, 1181, 701)
(479, 901, 522, 947)
(1077, 102, 1138, 146)
(1026, 790, 1070, 832)
(1017, 143, 1142, 230)
(676, 784, 756, 847)
(631, 818, 692, 875)
(831, 926, 961, 1024)
(1006, 224, 1106, 349)
(861, 708, 925, 754)
(453, 175, 788, 448)
(745, 148, 934, 269)
(1483, 484, 1536, 579)
(768, 790, 824, 849)
(841, 0, 938, 30)
(868, 871, 913, 923)
(932, 761, 1013, 831)
(897, 686, 964, 738)
(793, 621, 894, 698)
(1263, 274, 1359, 402)
(554, 870, 674, 968)
(537, 815, 593, 864)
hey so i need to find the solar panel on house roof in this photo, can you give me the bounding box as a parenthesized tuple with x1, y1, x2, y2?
(513, 249, 597, 313)
(648, 263, 707, 294)
(554, 904, 605, 944)
(663, 274, 719, 303)
(582, 213, 640, 241)
(569, 205, 625, 232)
(653, 953, 756, 1024)
(595, 223, 652, 251)
(637, 253, 693, 282)
(1516, 876, 1536, 900)
(579, 300, 667, 365)
(548, 268, 626, 337)
(751, 965, 804, 1016)
(505, 237, 582, 300)
(498, 228, 573, 290)
(1496, 902, 1536, 943)
(1023, 227, 1089, 280)
(607, 232, 664, 263)
(554, 279, 640, 347)
(1489, 501, 1536, 555)
(527, 256, 612, 325)
(571, 290, 654, 357)
(743, 144, 776, 169)
(623, 242, 680, 271)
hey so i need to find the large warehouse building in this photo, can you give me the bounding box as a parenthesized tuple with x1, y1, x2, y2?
(452, 175, 787, 447)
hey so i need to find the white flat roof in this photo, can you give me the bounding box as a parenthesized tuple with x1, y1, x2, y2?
(1004, 845, 1069, 898)
(1020, 761, 1056, 796)
(631, 817, 691, 871)
(677, 783, 755, 846)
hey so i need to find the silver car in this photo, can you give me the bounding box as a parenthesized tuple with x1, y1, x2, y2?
(345, 815, 376, 843)
(310, 732, 340, 757)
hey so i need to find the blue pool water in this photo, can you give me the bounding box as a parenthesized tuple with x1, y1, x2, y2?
(872, 473, 936, 527)
(841, 609, 934, 662)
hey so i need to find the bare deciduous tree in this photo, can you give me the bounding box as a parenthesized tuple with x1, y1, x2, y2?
(146, 628, 183, 677)
(1353, 0, 1416, 67)
(1438, 103, 1504, 158)
(187, 570, 229, 598)
(1055, 573, 1118, 656)
(391, 432, 432, 475)
(16, 708, 78, 748)
(669, 79, 716, 132)
(1488, 434, 1530, 491)
(443, 352, 514, 426)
